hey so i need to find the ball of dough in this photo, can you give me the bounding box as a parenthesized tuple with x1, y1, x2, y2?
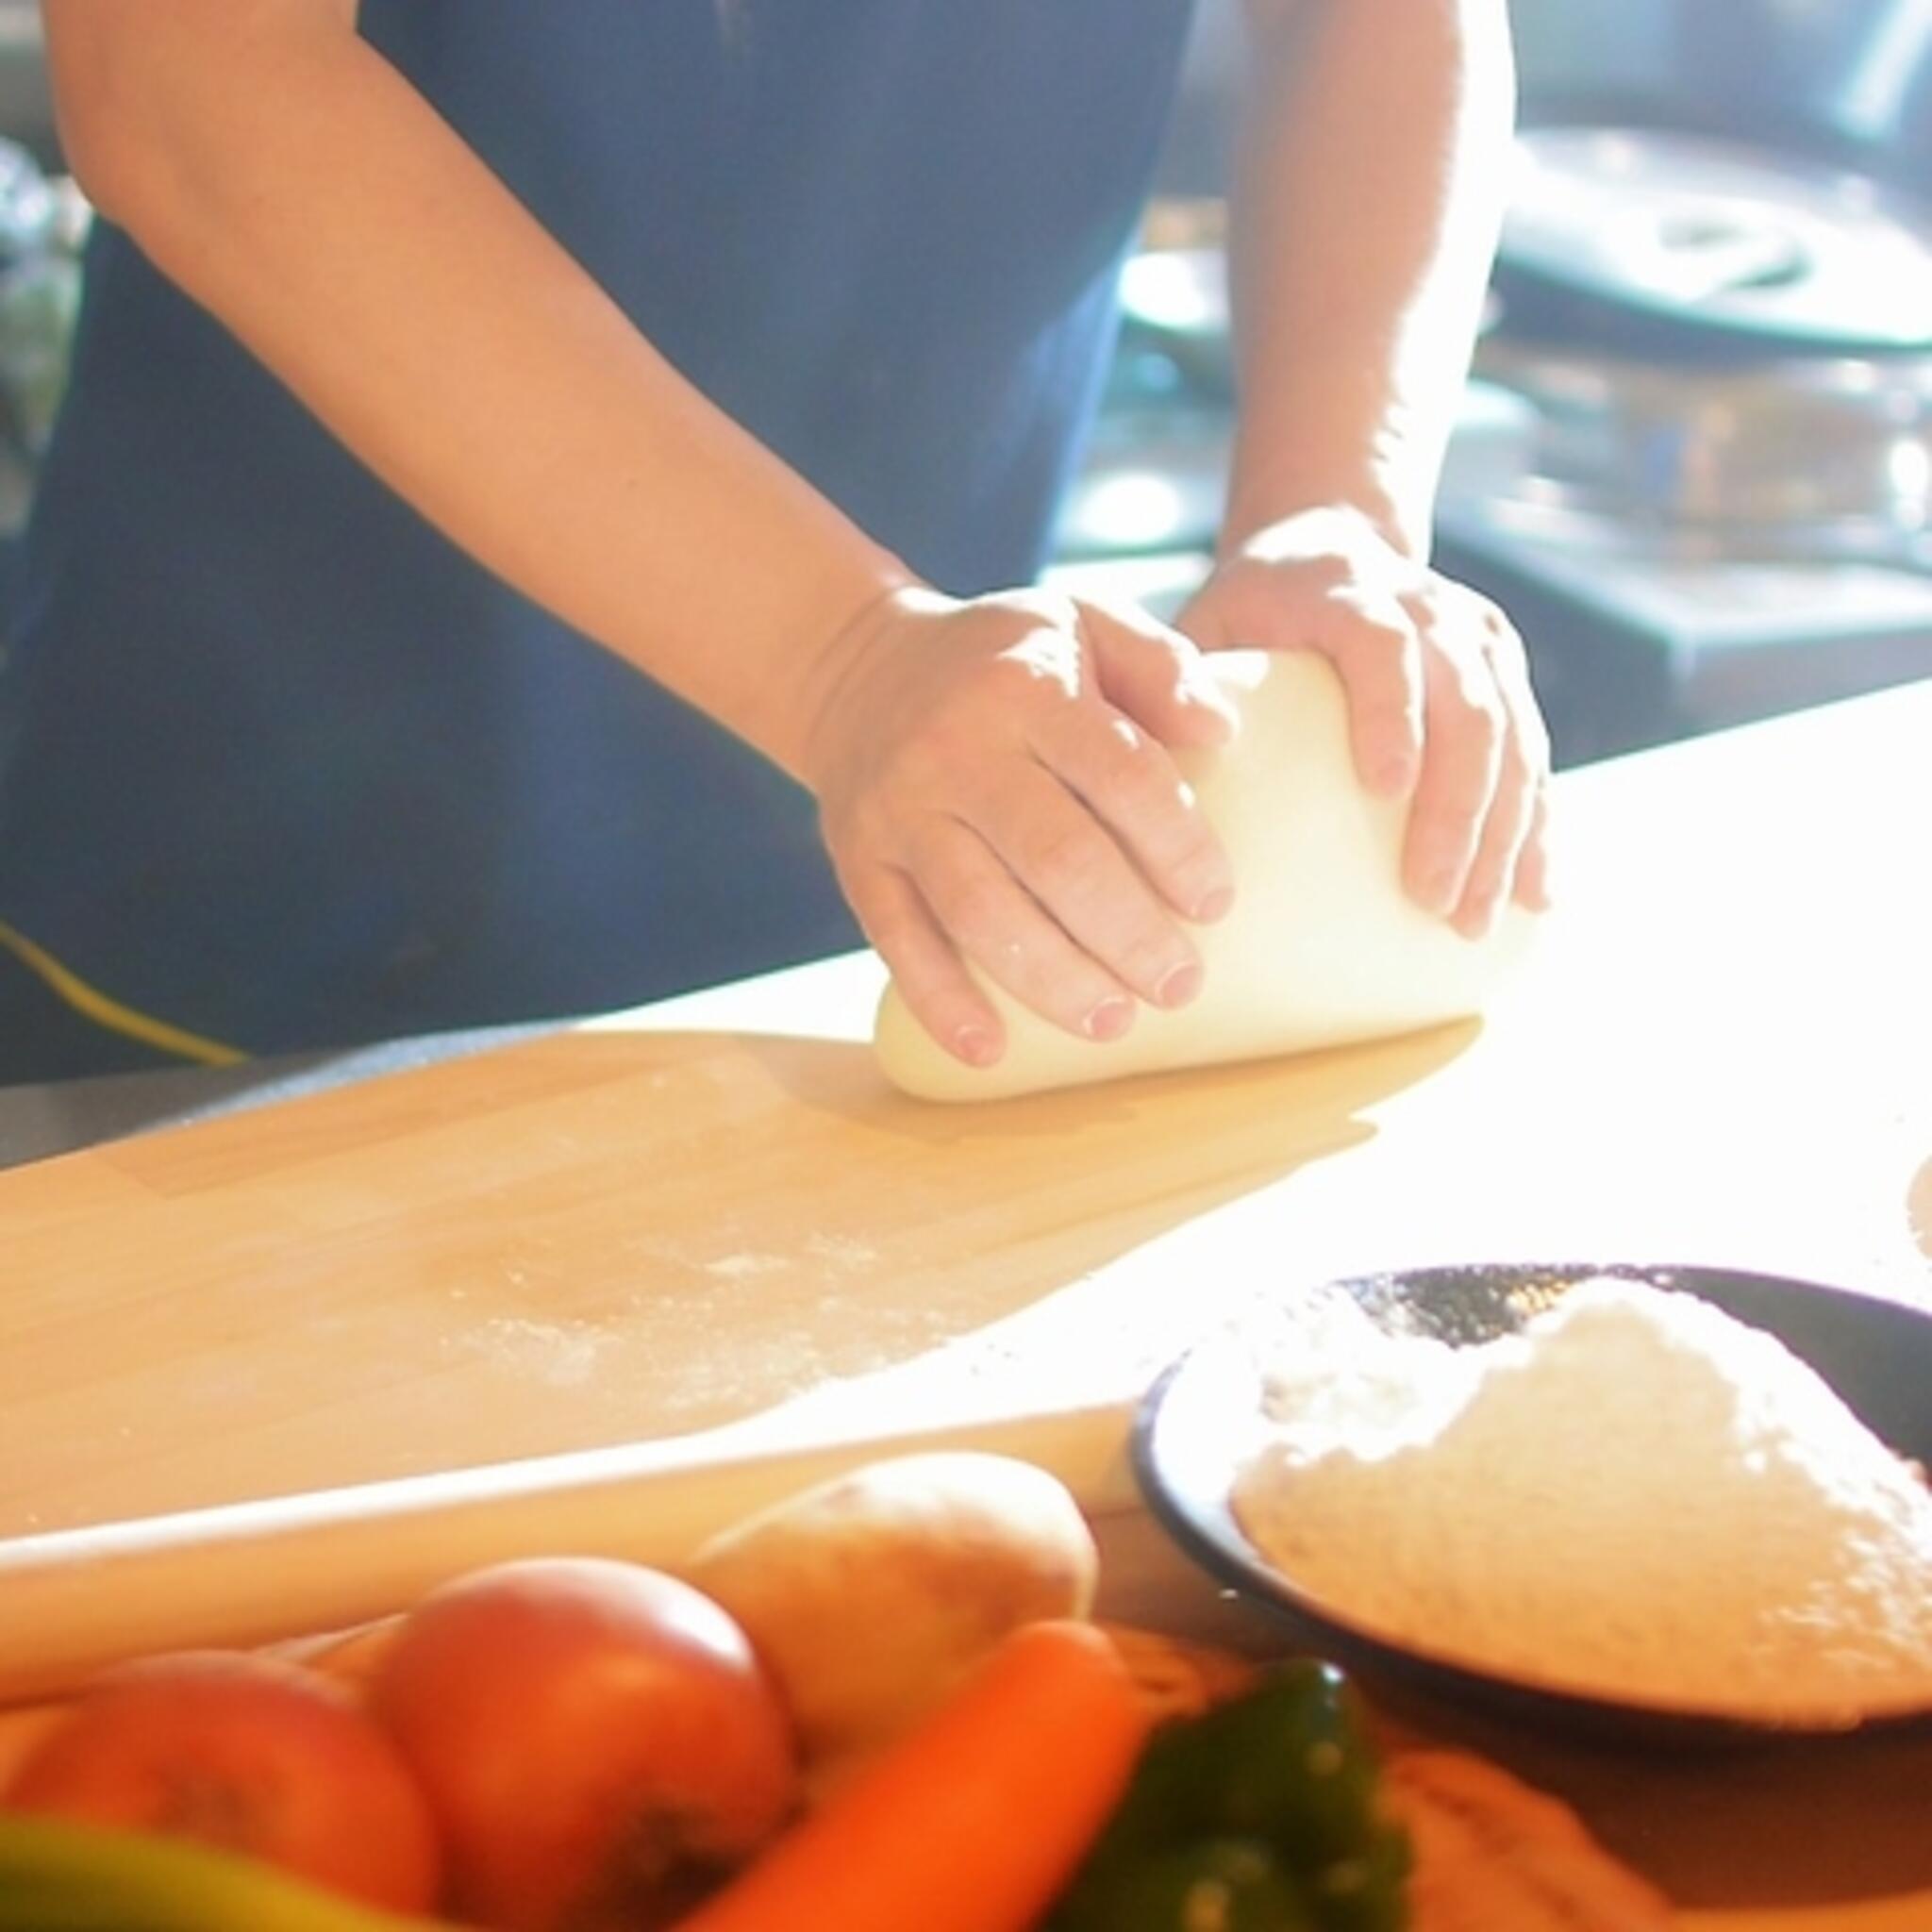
(874, 647, 1538, 1102)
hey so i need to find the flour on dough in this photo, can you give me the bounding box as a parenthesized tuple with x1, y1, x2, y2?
(874, 647, 1538, 1102)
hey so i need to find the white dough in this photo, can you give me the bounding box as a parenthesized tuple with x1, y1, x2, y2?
(874, 648, 1538, 1102)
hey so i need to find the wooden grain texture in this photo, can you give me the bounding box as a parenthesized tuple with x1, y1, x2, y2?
(0, 1008, 1477, 1539)
(1, 683, 1927, 1581)
(3, 685, 1927, 1550)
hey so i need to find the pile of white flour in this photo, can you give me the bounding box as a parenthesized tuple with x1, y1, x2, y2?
(1231, 1277, 1932, 1722)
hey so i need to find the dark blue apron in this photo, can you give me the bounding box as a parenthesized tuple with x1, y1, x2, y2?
(0, 0, 1196, 1066)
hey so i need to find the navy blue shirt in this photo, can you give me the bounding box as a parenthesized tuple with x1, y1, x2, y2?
(0, 1, 1196, 1057)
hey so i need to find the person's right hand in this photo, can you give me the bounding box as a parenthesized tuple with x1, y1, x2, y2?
(800, 586, 1242, 1070)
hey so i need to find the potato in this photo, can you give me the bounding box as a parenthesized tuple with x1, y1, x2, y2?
(685, 1451, 1098, 1786)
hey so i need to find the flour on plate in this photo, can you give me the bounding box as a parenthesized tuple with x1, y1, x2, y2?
(1232, 1277, 1932, 1722)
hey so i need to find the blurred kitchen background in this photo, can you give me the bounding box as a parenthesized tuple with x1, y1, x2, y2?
(1058, 0, 1932, 764)
(1, 1, 1931, 765)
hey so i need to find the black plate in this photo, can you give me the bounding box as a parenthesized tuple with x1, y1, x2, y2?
(1133, 1261, 1932, 1746)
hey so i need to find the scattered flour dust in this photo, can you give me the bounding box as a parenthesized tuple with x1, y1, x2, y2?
(1231, 1277, 1932, 1723)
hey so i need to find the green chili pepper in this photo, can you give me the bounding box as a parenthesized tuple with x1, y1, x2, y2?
(1045, 1659, 1410, 1932)
(1087, 1835, 1319, 1932)
(1174, 1660, 1381, 1863)
(1302, 1817, 1411, 1932)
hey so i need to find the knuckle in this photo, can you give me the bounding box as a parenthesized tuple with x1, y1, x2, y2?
(844, 781, 923, 857)
(1082, 719, 1169, 812)
(1338, 605, 1414, 657)
(910, 833, 997, 934)
(1003, 588, 1080, 632)
(997, 645, 1082, 715)
(1438, 662, 1508, 742)
(911, 691, 991, 757)
(1298, 552, 1354, 597)
(865, 912, 919, 964)
(1024, 820, 1106, 903)
(864, 719, 948, 795)
(1484, 609, 1531, 670)
(939, 873, 1010, 950)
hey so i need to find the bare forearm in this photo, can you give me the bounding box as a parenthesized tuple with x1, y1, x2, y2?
(1223, 0, 1515, 558)
(44, 1, 910, 778)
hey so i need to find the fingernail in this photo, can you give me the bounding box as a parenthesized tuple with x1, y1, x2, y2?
(1158, 961, 1203, 1008)
(1192, 884, 1235, 923)
(1084, 997, 1135, 1041)
(955, 1026, 1000, 1067)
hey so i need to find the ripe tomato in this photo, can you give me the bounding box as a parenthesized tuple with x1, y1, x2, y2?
(372, 1557, 798, 1932)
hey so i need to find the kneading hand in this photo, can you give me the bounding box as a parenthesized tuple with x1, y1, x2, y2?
(801, 586, 1241, 1069)
(1178, 505, 1553, 939)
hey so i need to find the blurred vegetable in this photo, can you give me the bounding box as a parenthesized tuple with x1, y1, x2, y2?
(686, 1450, 1098, 1790)
(675, 1618, 1148, 1932)
(371, 1557, 796, 1932)
(0, 1698, 64, 1791)
(0, 1813, 447, 1932)
(1124, 1837, 1319, 1931)
(5, 1649, 442, 1914)
(1047, 1658, 1410, 1932)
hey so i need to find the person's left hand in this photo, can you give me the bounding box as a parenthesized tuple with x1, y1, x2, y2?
(1176, 504, 1553, 938)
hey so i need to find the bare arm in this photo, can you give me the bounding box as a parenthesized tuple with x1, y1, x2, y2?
(42, 0, 1241, 1063)
(1179, 0, 1548, 938)
(42, 0, 910, 779)
(1221, 0, 1517, 558)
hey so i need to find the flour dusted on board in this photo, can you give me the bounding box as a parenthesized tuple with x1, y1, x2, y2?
(1232, 1278, 1932, 1721)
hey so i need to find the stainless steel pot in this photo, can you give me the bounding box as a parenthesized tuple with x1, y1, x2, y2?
(1478, 125, 1932, 569)
(1470, 335, 1932, 568)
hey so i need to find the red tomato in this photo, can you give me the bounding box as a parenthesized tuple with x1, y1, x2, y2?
(372, 1557, 798, 1932)
(3, 1649, 442, 1913)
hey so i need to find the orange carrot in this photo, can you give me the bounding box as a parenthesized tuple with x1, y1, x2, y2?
(675, 1618, 1149, 1932)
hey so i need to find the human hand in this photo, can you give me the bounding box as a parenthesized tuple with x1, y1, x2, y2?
(800, 586, 1241, 1069)
(1177, 505, 1553, 938)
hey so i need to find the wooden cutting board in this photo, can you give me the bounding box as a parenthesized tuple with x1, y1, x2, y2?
(1, 684, 1927, 1663)
(0, 974, 1494, 1539)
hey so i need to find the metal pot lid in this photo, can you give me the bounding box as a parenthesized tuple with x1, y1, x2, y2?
(1497, 125, 1932, 356)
